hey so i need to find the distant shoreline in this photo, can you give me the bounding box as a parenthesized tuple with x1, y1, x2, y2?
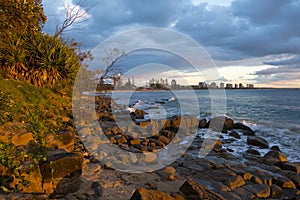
(93, 87, 300, 93)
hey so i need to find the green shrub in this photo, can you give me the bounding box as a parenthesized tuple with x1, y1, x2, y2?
(0, 90, 16, 124)
(0, 33, 81, 87)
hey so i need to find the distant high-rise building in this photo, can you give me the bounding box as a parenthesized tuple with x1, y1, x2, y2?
(235, 84, 238, 88)
(239, 83, 243, 89)
(209, 82, 217, 88)
(171, 79, 177, 89)
(220, 82, 225, 88)
(246, 84, 254, 88)
(198, 82, 207, 88)
(226, 83, 233, 89)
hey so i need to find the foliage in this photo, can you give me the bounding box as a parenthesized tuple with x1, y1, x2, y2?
(0, 91, 15, 124)
(0, 0, 47, 39)
(0, 77, 73, 192)
(0, 33, 81, 87)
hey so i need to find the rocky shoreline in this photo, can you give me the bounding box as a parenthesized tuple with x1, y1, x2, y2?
(0, 97, 299, 199)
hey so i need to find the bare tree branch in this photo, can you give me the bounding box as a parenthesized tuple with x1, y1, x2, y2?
(54, 0, 93, 37)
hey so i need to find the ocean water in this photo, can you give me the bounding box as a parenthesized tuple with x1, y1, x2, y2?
(111, 89, 300, 161)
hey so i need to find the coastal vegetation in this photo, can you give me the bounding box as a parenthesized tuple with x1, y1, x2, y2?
(0, 0, 87, 192)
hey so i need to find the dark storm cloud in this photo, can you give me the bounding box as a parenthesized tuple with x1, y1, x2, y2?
(43, 0, 300, 65)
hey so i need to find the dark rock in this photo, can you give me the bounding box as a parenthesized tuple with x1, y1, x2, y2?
(224, 175, 246, 190)
(158, 135, 170, 145)
(270, 184, 283, 197)
(180, 179, 224, 200)
(273, 176, 296, 189)
(198, 118, 207, 128)
(40, 152, 83, 180)
(289, 174, 300, 189)
(263, 150, 288, 163)
(270, 145, 281, 152)
(130, 188, 184, 200)
(244, 184, 270, 198)
(234, 123, 255, 136)
(246, 149, 261, 155)
(91, 182, 103, 198)
(251, 176, 263, 184)
(209, 116, 234, 132)
(229, 131, 240, 139)
(234, 187, 256, 199)
(247, 136, 269, 149)
(275, 162, 300, 174)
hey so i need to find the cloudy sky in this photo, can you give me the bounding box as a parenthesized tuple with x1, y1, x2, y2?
(43, 0, 300, 88)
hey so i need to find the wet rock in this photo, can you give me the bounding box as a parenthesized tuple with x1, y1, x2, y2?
(270, 145, 281, 152)
(180, 179, 224, 200)
(229, 131, 240, 139)
(158, 135, 170, 145)
(273, 176, 296, 189)
(198, 118, 207, 128)
(91, 182, 103, 198)
(250, 176, 263, 184)
(234, 187, 256, 199)
(275, 162, 300, 174)
(208, 116, 234, 132)
(157, 166, 176, 181)
(244, 184, 270, 198)
(270, 184, 283, 197)
(130, 188, 184, 200)
(246, 149, 260, 156)
(289, 174, 300, 189)
(247, 136, 269, 149)
(234, 123, 255, 136)
(263, 150, 288, 163)
(224, 175, 246, 190)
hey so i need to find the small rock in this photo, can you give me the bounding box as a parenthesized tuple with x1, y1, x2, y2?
(130, 139, 141, 145)
(91, 182, 103, 198)
(198, 118, 207, 128)
(251, 176, 263, 184)
(270, 145, 281, 152)
(263, 150, 288, 162)
(270, 184, 283, 197)
(246, 149, 261, 155)
(141, 152, 157, 163)
(229, 131, 240, 139)
(276, 162, 300, 174)
(225, 175, 246, 190)
(273, 176, 296, 189)
(180, 179, 224, 200)
(158, 135, 170, 145)
(130, 188, 183, 200)
(234, 122, 255, 136)
(244, 184, 270, 198)
(247, 136, 269, 149)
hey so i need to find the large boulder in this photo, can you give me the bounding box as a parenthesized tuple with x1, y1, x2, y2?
(208, 116, 234, 132)
(247, 136, 269, 149)
(234, 123, 255, 136)
(40, 152, 83, 194)
(180, 179, 224, 200)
